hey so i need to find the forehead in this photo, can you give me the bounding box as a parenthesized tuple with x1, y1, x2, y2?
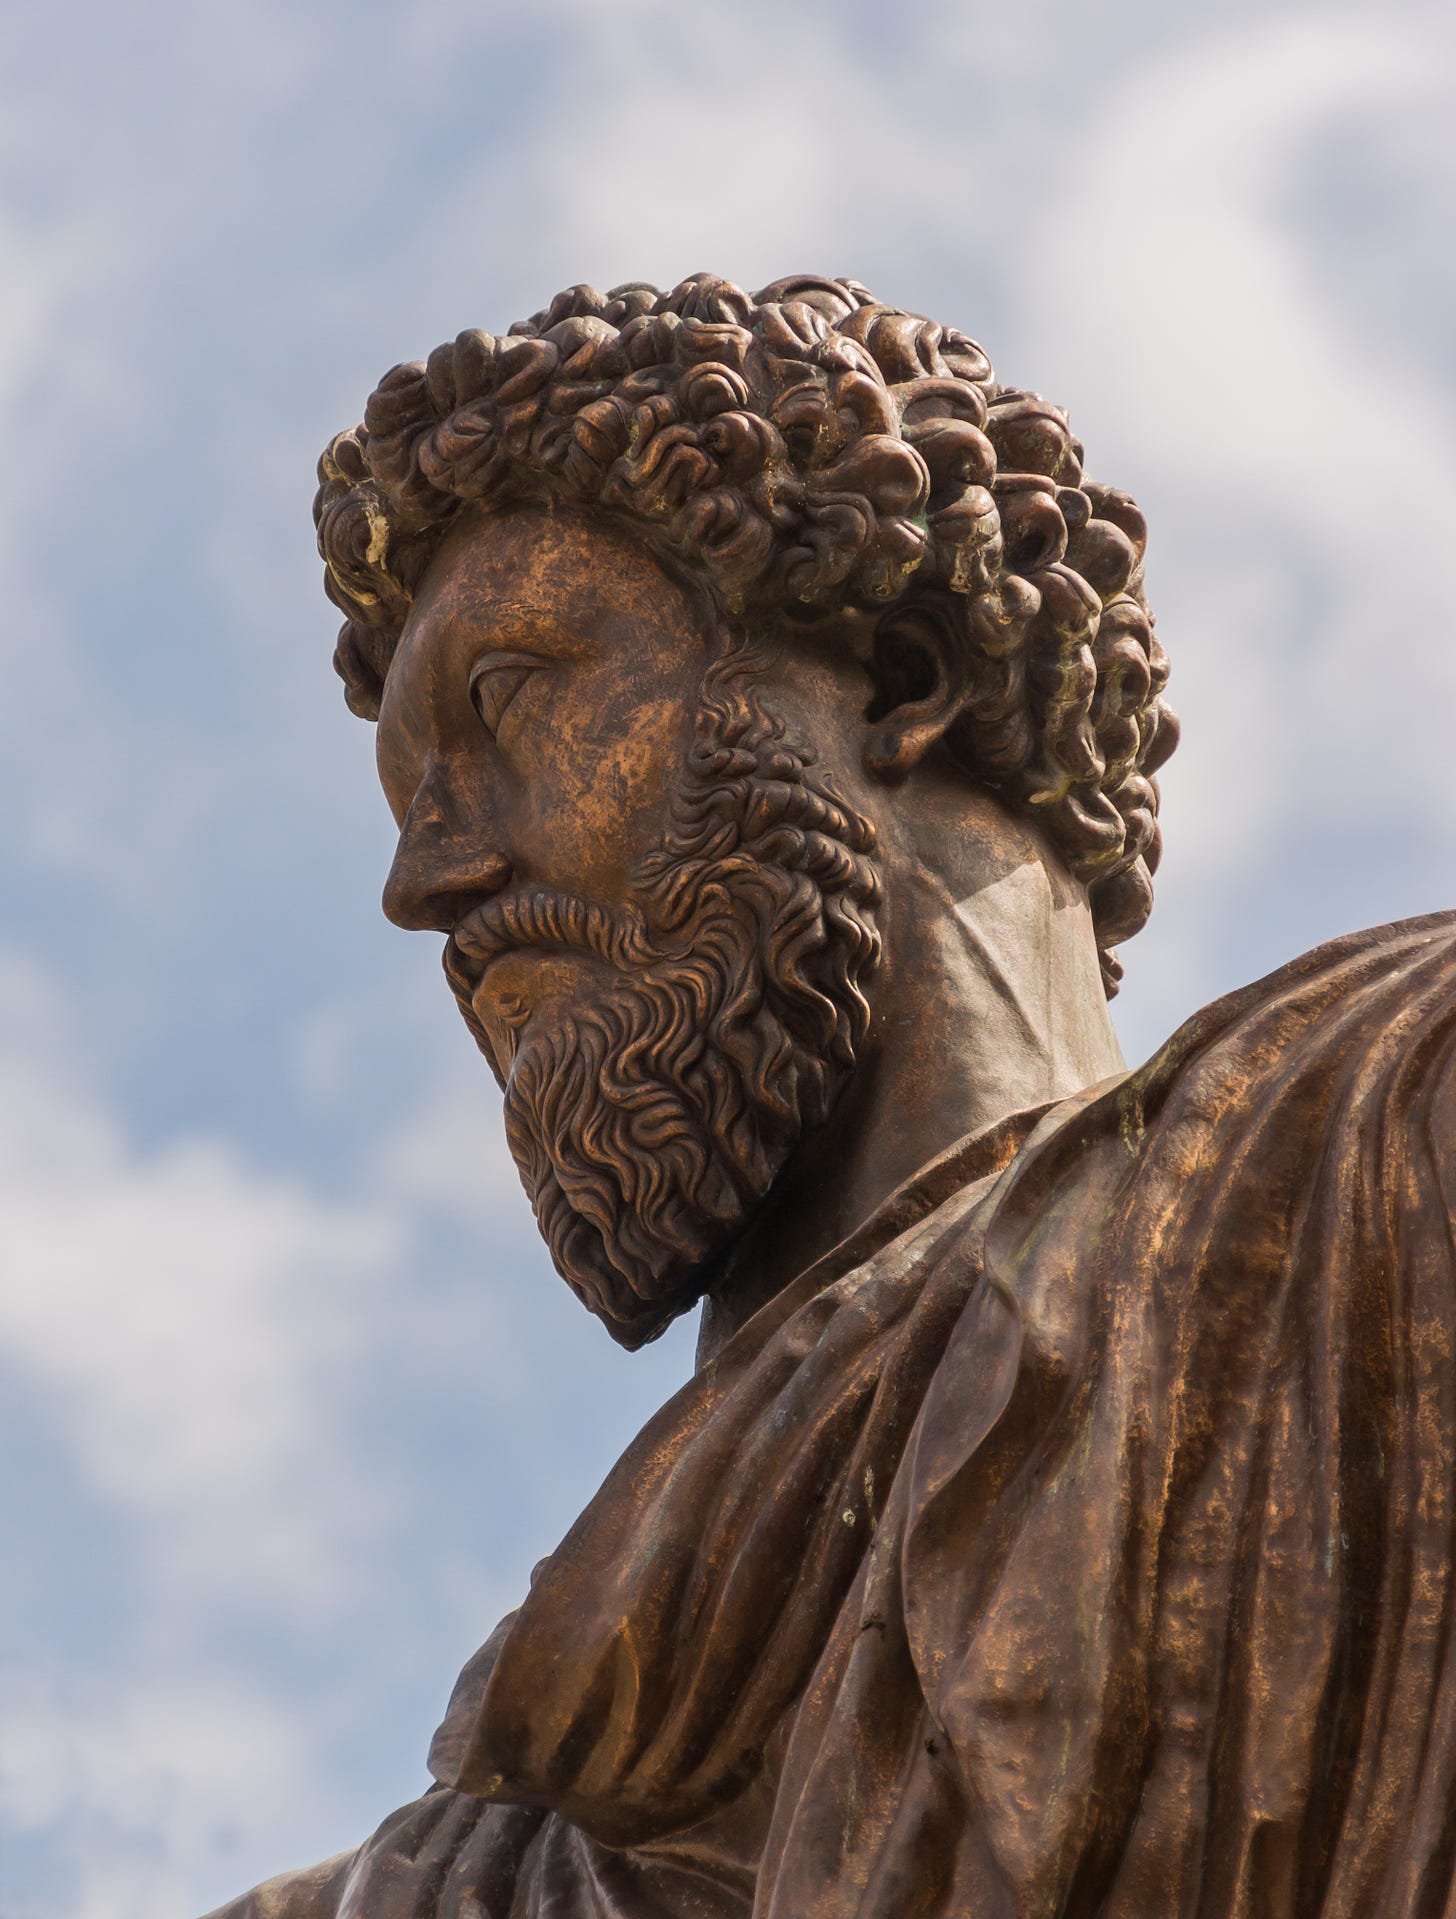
(370, 502, 725, 809)
(375, 499, 722, 789)
(404, 500, 712, 665)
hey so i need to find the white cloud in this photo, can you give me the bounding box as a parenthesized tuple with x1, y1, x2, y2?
(367, 1078, 521, 1221)
(1007, 13, 1456, 864)
(0, 1670, 347, 1919)
(407, 0, 936, 314)
(0, 208, 51, 423)
(0, 950, 401, 1606)
(0, 942, 548, 1916)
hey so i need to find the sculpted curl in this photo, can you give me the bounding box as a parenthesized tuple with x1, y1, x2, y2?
(315, 273, 1177, 990)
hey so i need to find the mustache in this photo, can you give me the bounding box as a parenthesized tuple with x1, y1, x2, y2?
(444, 887, 661, 1000)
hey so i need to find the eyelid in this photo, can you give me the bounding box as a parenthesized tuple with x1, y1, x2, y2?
(469, 651, 544, 736)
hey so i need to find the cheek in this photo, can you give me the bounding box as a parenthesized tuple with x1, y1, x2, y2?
(760, 647, 876, 813)
(510, 677, 698, 886)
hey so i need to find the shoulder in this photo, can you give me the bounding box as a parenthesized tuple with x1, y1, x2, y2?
(973, 911, 1456, 1322)
(1122, 910, 1456, 1174)
(199, 1848, 356, 1919)
(1145, 909, 1456, 1091)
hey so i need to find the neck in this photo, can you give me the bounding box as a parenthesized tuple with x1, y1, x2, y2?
(696, 833, 1124, 1366)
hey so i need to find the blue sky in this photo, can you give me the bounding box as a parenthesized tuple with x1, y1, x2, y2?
(3, 2, 1453, 1912)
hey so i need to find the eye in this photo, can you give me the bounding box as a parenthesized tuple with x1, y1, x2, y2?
(469, 653, 541, 738)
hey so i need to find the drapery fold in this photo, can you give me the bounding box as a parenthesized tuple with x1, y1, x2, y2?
(758, 912, 1456, 1916)
(210, 913, 1456, 1919)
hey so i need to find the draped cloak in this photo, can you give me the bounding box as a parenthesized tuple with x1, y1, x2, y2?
(210, 913, 1456, 1919)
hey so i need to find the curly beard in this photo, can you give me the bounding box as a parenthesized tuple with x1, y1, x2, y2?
(449, 648, 883, 1349)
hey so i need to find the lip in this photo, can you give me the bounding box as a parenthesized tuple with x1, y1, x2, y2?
(472, 954, 551, 1082)
(443, 933, 487, 999)
(445, 933, 538, 1008)
(442, 942, 532, 1081)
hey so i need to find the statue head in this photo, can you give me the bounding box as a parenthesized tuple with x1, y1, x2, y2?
(315, 274, 1177, 1349)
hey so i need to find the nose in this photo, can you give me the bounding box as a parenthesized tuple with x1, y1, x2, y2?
(382, 779, 512, 932)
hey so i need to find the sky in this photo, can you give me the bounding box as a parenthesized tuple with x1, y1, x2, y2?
(2, 1, 1454, 1912)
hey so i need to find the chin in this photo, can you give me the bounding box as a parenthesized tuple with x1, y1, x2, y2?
(588, 1284, 707, 1352)
(524, 1155, 748, 1352)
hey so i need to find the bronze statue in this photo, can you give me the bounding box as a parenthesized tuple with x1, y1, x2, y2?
(211, 276, 1456, 1918)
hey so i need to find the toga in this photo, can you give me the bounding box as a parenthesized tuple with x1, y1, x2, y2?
(210, 912, 1456, 1918)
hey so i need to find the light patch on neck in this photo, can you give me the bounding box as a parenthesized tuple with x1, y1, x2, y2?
(950, 860, 1124, 1093)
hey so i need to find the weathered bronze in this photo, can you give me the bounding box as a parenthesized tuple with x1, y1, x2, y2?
(211, 275, 1456, 1918)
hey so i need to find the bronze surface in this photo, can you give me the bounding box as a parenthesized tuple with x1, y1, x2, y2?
(208, 276, 1455, 1918)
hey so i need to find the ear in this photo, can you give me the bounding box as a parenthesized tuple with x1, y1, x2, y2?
(862, 602, 969, 783)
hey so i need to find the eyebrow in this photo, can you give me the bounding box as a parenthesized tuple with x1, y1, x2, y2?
(439, 602, 589, 657)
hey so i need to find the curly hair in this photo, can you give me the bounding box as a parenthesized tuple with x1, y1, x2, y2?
(314, 273, 1177, 992)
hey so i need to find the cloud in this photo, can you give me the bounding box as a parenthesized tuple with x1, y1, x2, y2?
(0, 939, 569, 1915)
(0, 948, 402, 1606)
(0, 949, 377, 1913)
(1008, 13, 1456, 860)
(0, 1670, 345, 1919)
(0, 933, 687, 1915)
